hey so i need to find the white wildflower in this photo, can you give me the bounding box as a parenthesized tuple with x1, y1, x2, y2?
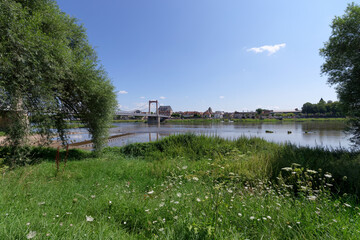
(193, 177, 199, 181)
(177, 193, 182, 197)
(324, 173, 332, 178)
(238, 213, 242, 217)
(148, 190, 154, 194)
(267, 216, 271, 219)
(250, 216, 255, 220)
(182, 166, 188, 170)
(308, 195, 317, 201)
(196, 198, 201, 202)
(86, 215, 94, 222)
(344, 203, 351, 208)
(26, 231, 37, 239)
(281, 167, 292, 172)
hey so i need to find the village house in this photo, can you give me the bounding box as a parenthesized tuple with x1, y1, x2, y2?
(233, 111, 256, 119)
(158, 106, 173, 116)
(182, 111, 202, 118)
(203, 107, 213, 118)
(223, 112, 234, 119)
(214, 111, 224, 119)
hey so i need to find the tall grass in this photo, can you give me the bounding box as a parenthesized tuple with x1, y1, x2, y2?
(1, 134, 360, 239)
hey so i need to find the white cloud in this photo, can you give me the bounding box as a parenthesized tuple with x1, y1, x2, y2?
(118, 90, 128, 94)
(219, 96, 225, 99)
(247, 43, 286, 55)
(117, 104, 129, 110)
(140, 96, 145, 99)
(134, 102, 148, 110)
(159, 96, 166, 99)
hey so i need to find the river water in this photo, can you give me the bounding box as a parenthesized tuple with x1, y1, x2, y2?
(67, 121, 352, 150)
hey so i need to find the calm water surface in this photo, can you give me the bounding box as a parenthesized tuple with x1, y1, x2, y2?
(67, 121, 351, 149)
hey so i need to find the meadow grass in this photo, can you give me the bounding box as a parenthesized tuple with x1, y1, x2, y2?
(0, 134, 360, 239)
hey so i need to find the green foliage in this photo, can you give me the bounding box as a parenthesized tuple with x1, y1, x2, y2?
(320, 3, 360, 146)
(301, 99, 345, 117)
(0, 0, 116, 165)
(256, 108, 263, 115)
(171, 113, 181, 118)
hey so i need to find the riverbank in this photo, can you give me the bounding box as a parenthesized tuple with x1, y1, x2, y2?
(0, 134, 359, 239)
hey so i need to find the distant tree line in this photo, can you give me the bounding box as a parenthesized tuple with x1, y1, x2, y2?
(301, 99, 344, 117)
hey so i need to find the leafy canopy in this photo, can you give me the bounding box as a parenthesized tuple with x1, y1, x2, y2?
(320, 3, 360, 147)
(0, 0, 117, 163)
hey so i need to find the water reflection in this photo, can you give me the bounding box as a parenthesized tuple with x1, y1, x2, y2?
(65, 121, 351, 149)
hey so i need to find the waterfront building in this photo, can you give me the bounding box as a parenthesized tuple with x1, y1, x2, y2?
(158, 106, 173, 116)
(214, 111, 224, 119)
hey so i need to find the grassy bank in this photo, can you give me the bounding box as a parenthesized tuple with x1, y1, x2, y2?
(1, 135, 360, 239)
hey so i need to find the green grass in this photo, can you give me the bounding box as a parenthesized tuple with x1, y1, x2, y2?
(1, 134, 360, 239)
(0, 131, 5, 136)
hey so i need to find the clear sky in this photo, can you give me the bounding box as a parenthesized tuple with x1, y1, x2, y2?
(57, 0, 353, 112)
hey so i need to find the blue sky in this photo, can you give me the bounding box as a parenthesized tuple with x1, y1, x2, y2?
(57, 0, 353, 112)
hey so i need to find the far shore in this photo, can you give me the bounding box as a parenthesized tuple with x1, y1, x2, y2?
(112, 117, 347, 123)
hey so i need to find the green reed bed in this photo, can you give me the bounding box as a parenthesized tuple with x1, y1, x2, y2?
(0, 134, 359, 239)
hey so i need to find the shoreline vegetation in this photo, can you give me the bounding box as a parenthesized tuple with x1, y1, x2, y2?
(0, 134, 359, 239)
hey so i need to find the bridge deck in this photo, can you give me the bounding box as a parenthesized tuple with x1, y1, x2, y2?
(115, 112, 169, 118)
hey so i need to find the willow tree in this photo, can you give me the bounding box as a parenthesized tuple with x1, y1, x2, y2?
(320, 3, 360, 147)
(0, 0, 116, 165)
